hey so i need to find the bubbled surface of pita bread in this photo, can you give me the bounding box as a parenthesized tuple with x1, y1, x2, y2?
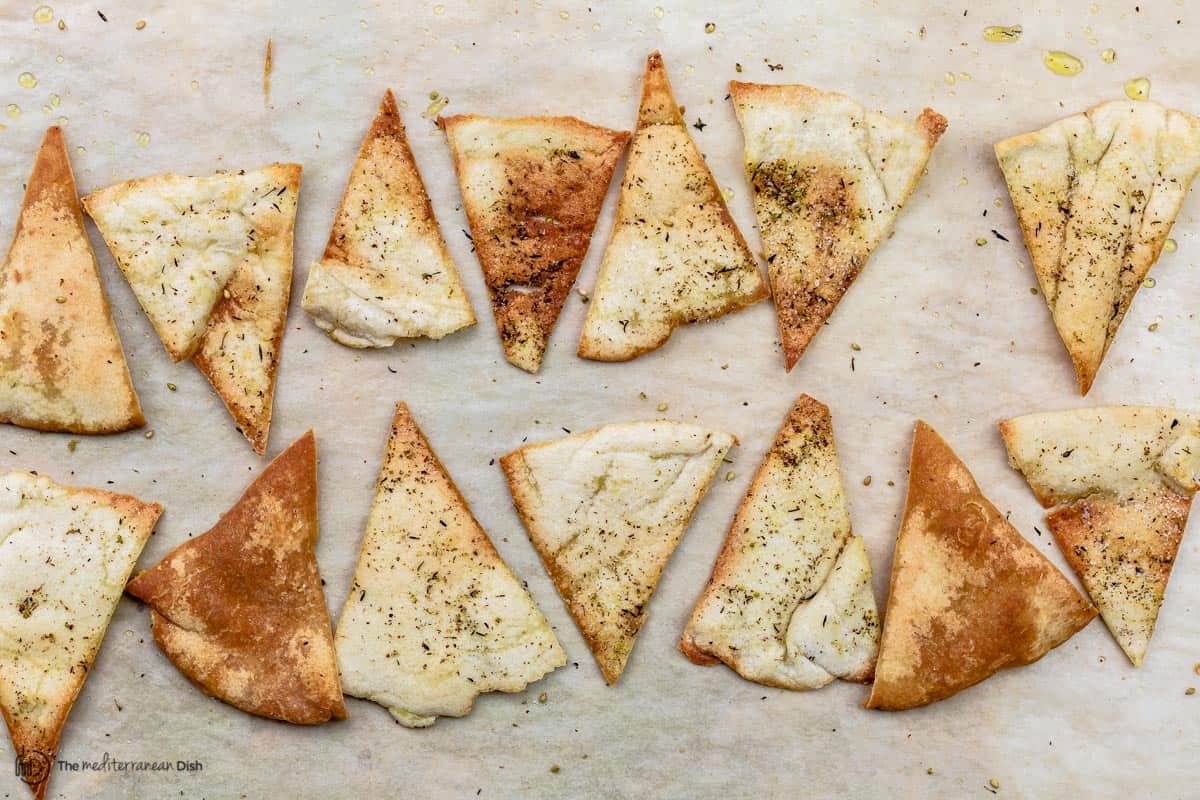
(1000, 407, 1200, 666)
(441, 113, 628, 373)
(866, 422, 1095, 711)
(502, 420, 734, 684)
(0, 127, 143, 434)
(995, 101, 1200, 394)
(680, 395, 878, 690)
(0, 472, 159, 800)
(125, 431, 346, 725)
(335, 403, 564, 727)
(302, 90, 475, 348)
(578, 52, 767, 362)
(730, 82, 945, 371)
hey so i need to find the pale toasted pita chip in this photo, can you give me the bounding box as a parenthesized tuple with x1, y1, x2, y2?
(85, 164, 301, 454)
(503, 420, 734, 684)
(680, 395, 879, 689)
(303, 90, 475, 348)
(865, 422, 1095, 711)
(126, 431, 345, 724)
(578, 53, 767, 362)
(335, 403, 564, 727)
(0, 127, 144, 434)
(0, 472, 160, 800)
(1000, 407, 1200, 666)
(441, 113, 629, 372)
(996, 101, 1200, 394)
(730, 82, 946, 370)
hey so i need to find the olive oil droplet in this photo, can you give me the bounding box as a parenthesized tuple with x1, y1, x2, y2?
(653, 6, 665, 19)
(1142, 277, 1156, 288)
(559, 10, 569, 19)
(1124, 77, 1150, 101)
(49, 93, 59, 107)
(5, 104, 20, 119)
(32, 5, 53, 24)
(135, 130, 150, 147)
(18, 72, 38, 89)
(1043, 50, 1084, 76)
(422, 94, 449, 118)
(1101, 48, 1117, 63)
(433, 4, 445, 13)
(983, 25, 1022, 42)
(1163, 238, 1177, 253)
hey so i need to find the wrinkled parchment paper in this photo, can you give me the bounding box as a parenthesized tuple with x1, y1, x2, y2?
(1, 1, 1197, 797)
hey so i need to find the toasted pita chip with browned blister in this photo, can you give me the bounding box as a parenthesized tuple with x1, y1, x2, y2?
(0, 127, 144, 434)
(730, 82, 945, 370)
(126, 431, 345, 724)
(1000, 407, 1200, 666)
(865, 422, 1095, 711)
(578, 52, 767, 362)
(84, 163, 301, 454)
(996, 101, 1200, 394)
(0, 472, 160, 800)
(441, 113, 629, 372)
(302, 90, 475, 347)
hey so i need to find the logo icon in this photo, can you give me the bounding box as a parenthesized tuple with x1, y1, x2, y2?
(15, 750, 51, 786)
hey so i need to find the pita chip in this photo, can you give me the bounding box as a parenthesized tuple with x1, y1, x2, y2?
(996, 101, 1200, 394)
(503, 420, 734, 684)
(681, 395, 879, 689)
(0, 127, 143, 433)
(302, 90, 475, 348)
(126, 431, 346, 724)
(0, 472, 160, 800)
(84, 163, 301, 454)
(335, 403, 564, 727)
(441, 113, 628, 372)
(865, 422, 1095, 711)
(578, 52, 767, 362)
(730, 82, 946, 370)
(1001, 406, 1200, 666)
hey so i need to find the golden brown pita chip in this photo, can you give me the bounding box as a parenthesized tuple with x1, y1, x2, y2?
(1001, 406, 1200, 665)
(865, 422, 1095, 711)
(0, 127, 143, 434)
(441, 114, 629, 372)
(996, 101, 1200, 394)
(0, 471, 160, 800)
(578, 53, 767, 362)
(126, 431, 345, 724)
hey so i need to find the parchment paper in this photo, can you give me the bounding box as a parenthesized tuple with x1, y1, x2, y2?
(1, 1, 1197, 797)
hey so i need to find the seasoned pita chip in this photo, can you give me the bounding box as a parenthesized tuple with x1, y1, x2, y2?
(126, 431, 345, 724)
(503, 420, 734, 684)
(680, 395, 879, 689)
(85, 164, 301, 454)
(335, 403, 564, 727)
(0, 127, 144, 434)
(0, 472, 159, 800)
(865, 422, 1095, 711)
(730, 82, 946, 370)
(578, 53, 767, 362)
(441, 114, 628, 372)
(1000, 407, 1200, 666)
(302, 90, 475, 348)
(996, 101, 1200, 394)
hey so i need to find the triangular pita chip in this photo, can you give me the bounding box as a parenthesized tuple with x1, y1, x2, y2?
(335, 403, 564, 727)
(996, 101, 1200, 394)
(126, 431, 346, 724)
(1000, 406, 1199, 666)
(0, 472, 159, 800)
(730, 82, 946, 370)
(503, 420, 735, 684)
(302, 90, 475, 348)
(84, 164, 301, 454)
(0, 127, 144, 433)
(681, 395, 879, 689)
(865, 422, 1095, 711)
(441, 113, 629, 372)
(578, 52, 767, 362)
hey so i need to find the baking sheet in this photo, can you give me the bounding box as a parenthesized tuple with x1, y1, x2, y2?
(1, 1, 1198, 797)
